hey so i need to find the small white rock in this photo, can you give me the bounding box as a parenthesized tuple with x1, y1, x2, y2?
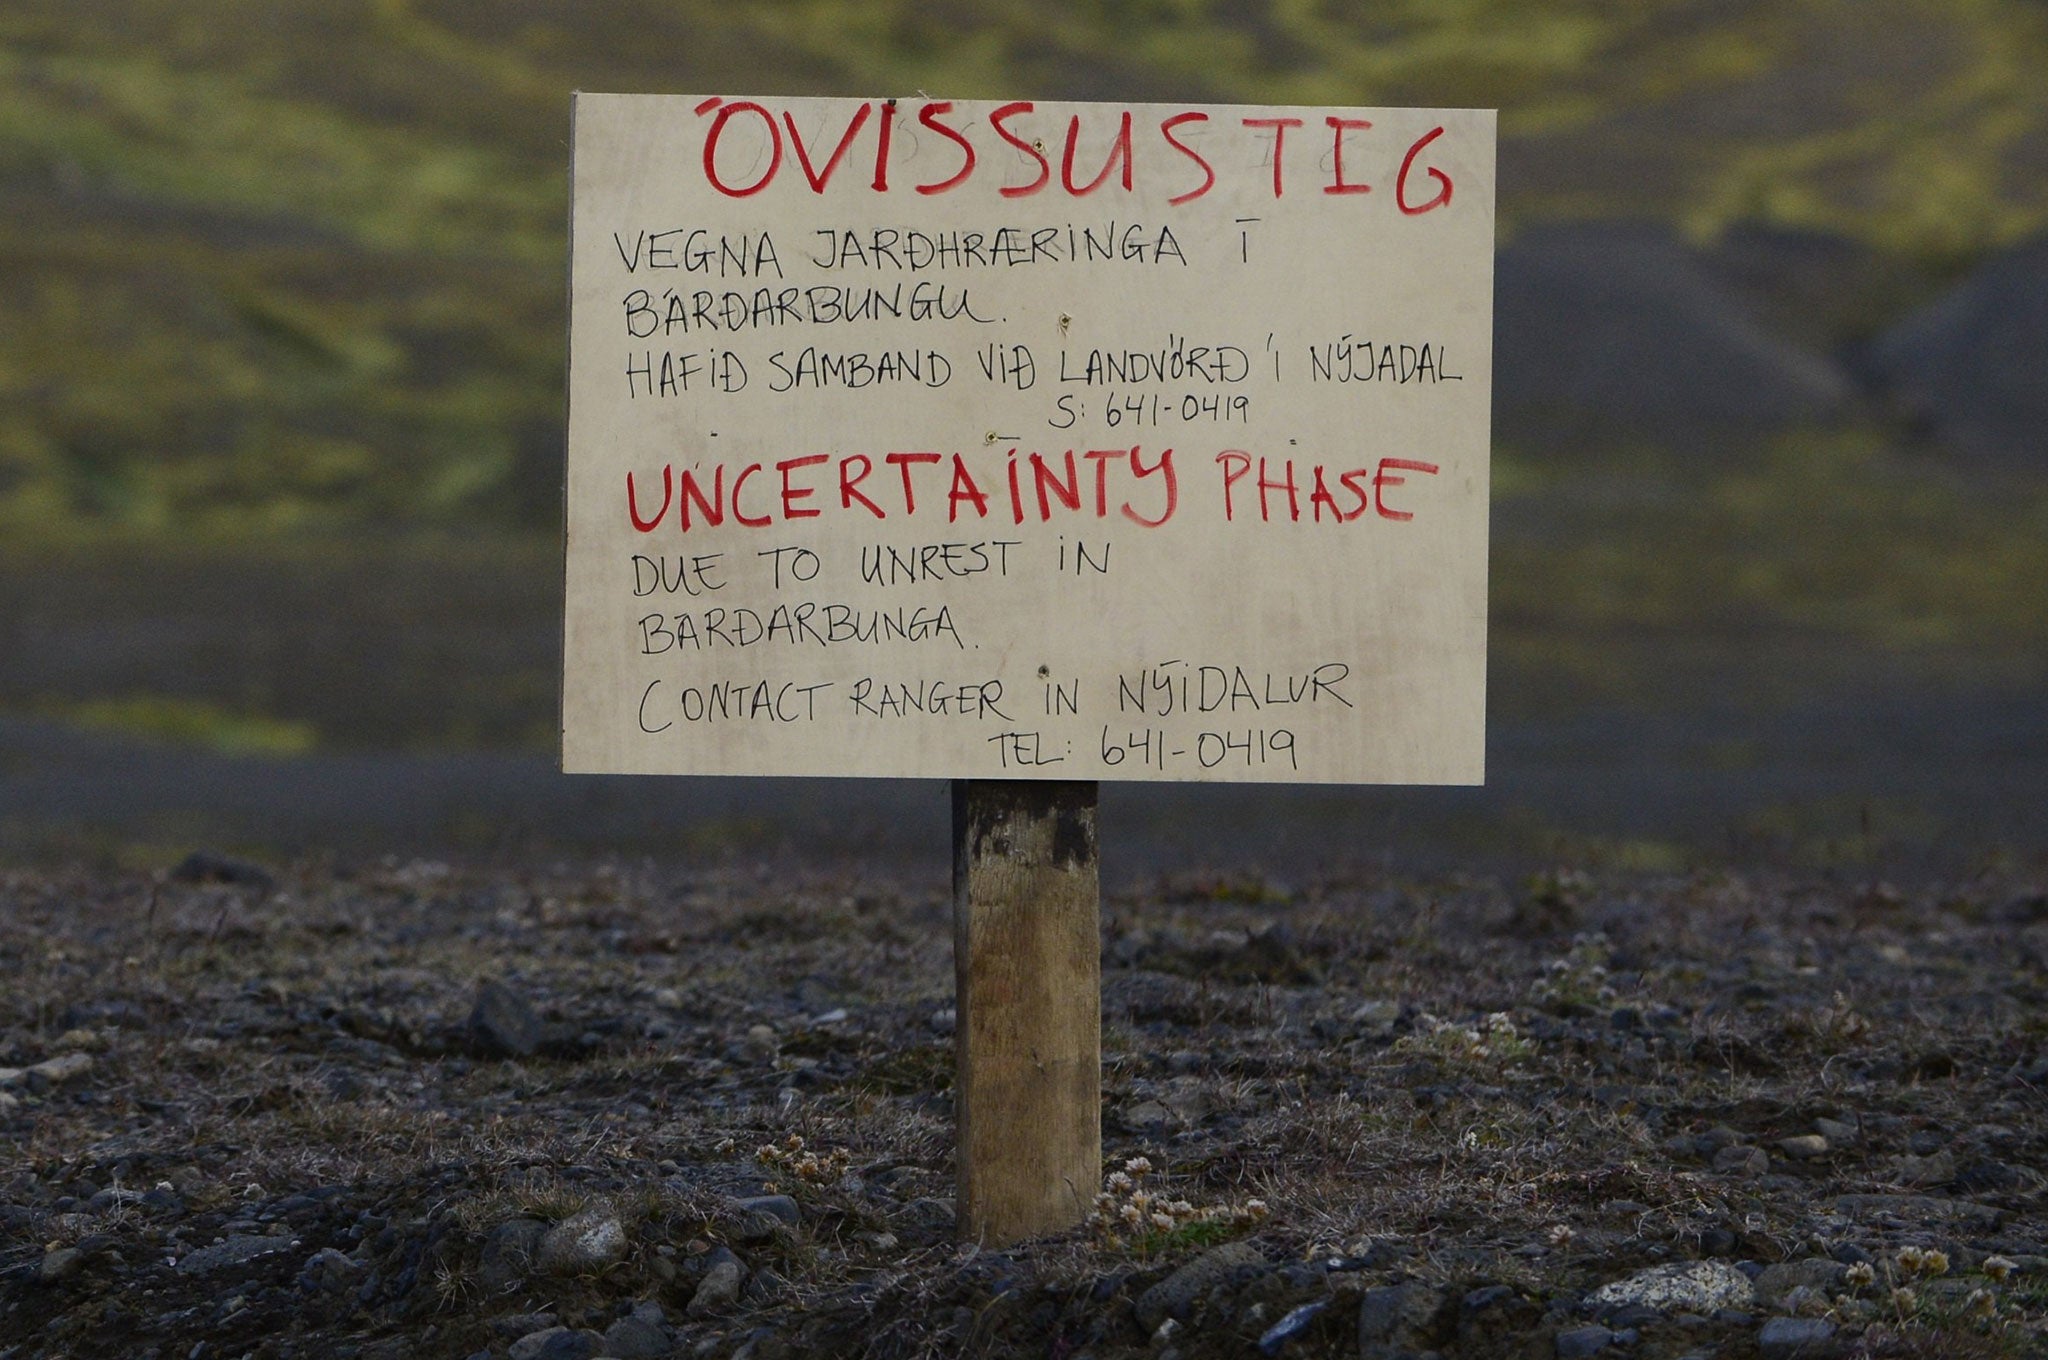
(537, 1208, 628, 1274)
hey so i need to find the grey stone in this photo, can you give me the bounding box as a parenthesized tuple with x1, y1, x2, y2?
(510, 1328, 602, 1360)
(470, 981, 545, 1058)
(1780, 1286, 1830, 1316)
(1754, 1259, 1844, 1310)
(732, 1194, 800, 1241)
(1555, 1325, 1614, 1358)
(1831, 1194, 2000, 1227)
(1713, 1145, 1769, 1177)
(1255, 1299, 1324, 1355)
(538, 1208, 628, 1274)
(1586, 1261, 1754, 1316)
(602, 1314, 673, 1359)
(1134, 1240, 1267, 1332)
(1813, 1117, 1859, 1146)
(1120, 1099, 1176, 1133)
(298, 1246, 364, 1292)
(1777, 1135, 1829, 1160)
(171, 850, 276, 888)
(176, 1234, 296, 1276)
(1357, 1281, 1445, 1353)
(1757, 1316, 1838, 1359)
(480, 1218, 549, 1293)
(2, 1053, 95, 1091)
(37, 1247, 85, 1284)
(740, 1024, 779, 1063)
(1895, 1150, 1957, 1188)
(687, 1257, 744, 1317)
(490, 1312, 560, 1339)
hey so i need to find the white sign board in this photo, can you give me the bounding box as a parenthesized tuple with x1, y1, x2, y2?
(564, 95, 1493, 783)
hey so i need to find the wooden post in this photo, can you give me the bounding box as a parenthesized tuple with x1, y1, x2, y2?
(952, 778, 1101, 1246)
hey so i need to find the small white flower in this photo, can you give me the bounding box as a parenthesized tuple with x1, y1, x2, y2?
(1150, 1211, 1176, 1231)
(1844, 1262, 1875, 1289)
(1124, 1156, 1153, 1176)
(1107, 1171, 1134, 1193)
(1984, 1255, 2017, 1283)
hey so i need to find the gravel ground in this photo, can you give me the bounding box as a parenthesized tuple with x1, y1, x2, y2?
(3, 852, 2047, 1359)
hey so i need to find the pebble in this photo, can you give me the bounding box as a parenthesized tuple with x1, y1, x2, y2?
(508, 1328, 602, 1360)
(170, 850, 276, 888)
(469, 981, 546, 1058)
(602, 1314, 672, 1359)
(1586, 1260, 1754, 1315)
(733, 1202, 798, 1246)
(479, 1218, 548, 1293)
(1813, 1117, 1859, 1146)
(1757, 1316, 1838, 1358)
(1779, 1285, 1830, 1316)
(175, 1235, 297, 1276)
(1555, 1324, 1615, 1358)
(1754, 1258, 1843, 1309)
(537, 1208, 628, 1274)
(1895, 1149, 1957, 1187)
(1135, 1240, 1267, 1331)
(1831, 1193, 2000, 1227)
(52, 1027, 106, 1053)
(1777, 1135, 1828, 1160)
(1713, 1145, 1769, 1177)
(298, 1247, 365, 1292)
(0, 1052, 95, 1090)
(1357, 1281, 1443, 1353)
(688, 1255, 745, 1316)
(38, 1247, 85, 1284)
(1255, 1299, 1324, 1354)
(734, 1194, 801, 1231)
(740, 1024, 779, 1064)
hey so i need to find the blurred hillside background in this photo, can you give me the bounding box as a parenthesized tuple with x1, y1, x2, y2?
(1, 0, 2044, 874)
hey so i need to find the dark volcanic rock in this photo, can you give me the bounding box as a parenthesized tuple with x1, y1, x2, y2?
(170, 850, 277, 888)
(478, 1218, 548, 1293)
(1134, 1240, 1268, 1332)
(175, 1234, 296, 1276)
(1494, 222, 1853, 448)
(1358, 1280, 1446, 1355)
(1758, 1315, 1839, 1358)
(469, 980, 546, 1058)
(1867, 235, 2048, 464)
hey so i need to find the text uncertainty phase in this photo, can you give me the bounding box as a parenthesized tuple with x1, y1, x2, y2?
(564, 95, 1495, 783)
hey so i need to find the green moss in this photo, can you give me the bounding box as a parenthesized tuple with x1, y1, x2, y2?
(39, 694, 319, 755)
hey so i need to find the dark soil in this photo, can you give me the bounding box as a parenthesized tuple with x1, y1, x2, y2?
(4, 854, 2047, 1359)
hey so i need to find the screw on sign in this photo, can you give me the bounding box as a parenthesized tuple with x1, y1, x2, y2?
(564, 94, 1494, 1244)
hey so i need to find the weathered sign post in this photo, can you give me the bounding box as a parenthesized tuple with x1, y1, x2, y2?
(563, 94, 1494, 1246)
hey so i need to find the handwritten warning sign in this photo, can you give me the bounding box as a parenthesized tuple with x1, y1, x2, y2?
(564, 95, 1494, 783)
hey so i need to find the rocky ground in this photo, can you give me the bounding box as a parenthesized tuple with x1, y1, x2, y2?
(3, 851, 2046, 1359)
